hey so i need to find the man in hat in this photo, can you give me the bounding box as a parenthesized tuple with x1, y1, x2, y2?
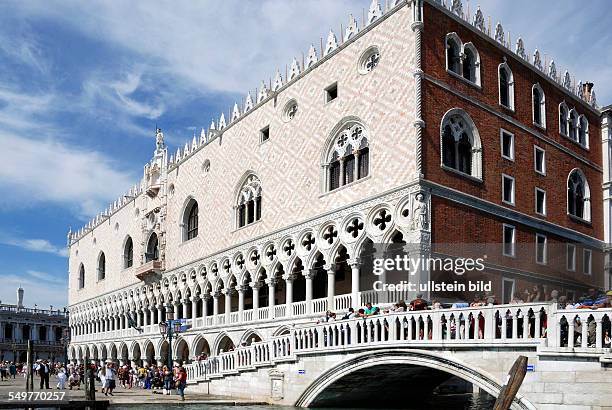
(37, 359, 50, 389)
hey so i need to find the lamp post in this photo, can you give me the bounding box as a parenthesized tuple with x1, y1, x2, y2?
(159, 303, 183, 370)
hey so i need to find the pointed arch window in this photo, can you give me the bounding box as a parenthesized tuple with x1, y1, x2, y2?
(444, 34, 480, 86)
(445, 33, 461, 75)
(78, 264, 85, 289)
(440, 109, 482, 180)
(236, 174, 262, 228)
(559, 102, 569, 136)
(578, 115, 589, 147)
(498, 62, 514, 110)
(569, 109, 579, 142)
(146, 232, 159, 262)
(124, 236, 133, 268)
(532, 84, 546, 128)
(323, 121, 369, 192)
(182, 199, 199, 241)
(567, 169, 591, 221)
(97, 252, 106, 281)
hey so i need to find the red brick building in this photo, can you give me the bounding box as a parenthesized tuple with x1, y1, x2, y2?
(419, 0, 605, 303)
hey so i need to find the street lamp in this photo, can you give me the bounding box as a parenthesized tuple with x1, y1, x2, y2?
(159, 303, 184, 370)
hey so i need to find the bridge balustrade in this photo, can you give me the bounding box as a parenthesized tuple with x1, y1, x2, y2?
(183, 303, 612, 385)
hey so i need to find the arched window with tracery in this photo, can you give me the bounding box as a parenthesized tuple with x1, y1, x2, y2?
(567, 169, 590, 221)
(236, 174, 262, 228)
(559, 102, 569, 136)
(445, 33, 461, 75)
(532, 84, 546, 128)
(323, 121, 369, 192)
(498, 62, 514, 110)
(78, 264, 85, 289)
(578, 115, 589, 147)
(440, 109, 482, 180)
(569, 109, 579, 142)
(97, 252, 106, 281)
(462, 43, 480, 85)
(124, 236, 133, 268)
(182, 199, 199, 241)
(146, 232, 159, 262)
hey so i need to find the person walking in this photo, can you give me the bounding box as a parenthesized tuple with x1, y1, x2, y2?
(56, 367, 67, 390)
(37, 360, 50, 389)
(104, 363, 117, 396)
(97, 364, 106, 395)
(9, 362, 16, 379)
(175, 366, 187, 401)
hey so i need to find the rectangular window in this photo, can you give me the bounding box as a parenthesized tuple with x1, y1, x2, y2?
(502, 278, 515, 304)
(503, 224, 515, 257)
(260, 126, 270, 143)
(329, 162, 340, 190)
(583, 249, 592, 275)
(358, 148, 369, 179)
(344, 155, 355, 184)
(536, 233, 547, 264)
(567, 244, 576, 271)
(501, 129, 514, 160)
(535, 188, 546, 216)
(534, 146, 546, 175)
(502, 174, 515, 205)
(325, 83, 338, 103)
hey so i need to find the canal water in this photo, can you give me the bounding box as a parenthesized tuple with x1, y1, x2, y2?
(110, 393, 495, 410)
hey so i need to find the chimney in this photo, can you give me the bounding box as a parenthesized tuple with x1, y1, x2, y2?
(17, 287, 24, 308)
(582, 82, 594, 102)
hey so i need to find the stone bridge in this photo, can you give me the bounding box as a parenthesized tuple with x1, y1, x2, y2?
(69, 299, 612, 409)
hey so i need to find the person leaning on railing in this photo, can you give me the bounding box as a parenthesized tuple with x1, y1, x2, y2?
(576, 290, 612, 347)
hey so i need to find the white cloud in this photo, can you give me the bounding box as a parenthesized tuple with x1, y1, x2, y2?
(11, 0, 372, 95)
(83, 68, 166, 120)
(0, 132, 136, 217)
(0, 237, 68, 257)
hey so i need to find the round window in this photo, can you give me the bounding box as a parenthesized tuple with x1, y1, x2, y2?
(283, 100, 298, 122)
(358, 46, 381, 74)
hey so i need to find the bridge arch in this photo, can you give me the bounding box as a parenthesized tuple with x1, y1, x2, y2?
(295, 349, 536, 410)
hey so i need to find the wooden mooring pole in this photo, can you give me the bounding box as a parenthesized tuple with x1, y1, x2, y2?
(493, 355, 528, 410)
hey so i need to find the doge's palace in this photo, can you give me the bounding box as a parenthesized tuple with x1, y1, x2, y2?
(66, 0, 609, 370)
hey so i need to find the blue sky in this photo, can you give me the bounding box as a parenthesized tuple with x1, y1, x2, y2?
(0, 0, 610, 309)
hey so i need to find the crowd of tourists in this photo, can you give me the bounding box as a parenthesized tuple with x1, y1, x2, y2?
(315, 288, 612, 348)
(0, 359, 189, 400)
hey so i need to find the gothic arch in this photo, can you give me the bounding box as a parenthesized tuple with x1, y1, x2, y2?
(439, 108, 483, 180)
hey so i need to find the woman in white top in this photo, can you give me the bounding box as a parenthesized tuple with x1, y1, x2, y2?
(98, 365, 106, 394)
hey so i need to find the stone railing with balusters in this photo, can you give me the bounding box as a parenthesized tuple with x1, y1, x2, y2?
(185, 302, 612, 385)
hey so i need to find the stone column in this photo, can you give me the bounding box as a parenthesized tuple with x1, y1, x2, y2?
(304, 269, 314, 314)
(202, 295, 210, 320)
(191, 297, 199, 320)
(224, 289, 232, 323)
(251, 282, 260, 311)
(237, 286, 246, 322)
(266, 278, 276, 313)
(284, 275, 294, 316)
(182, 300, 188, 320)
(212, 292, 220, 324)
(325, 264, 336, 311)
(348, 258, 361, 309)
(157, 305, 163, 324)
